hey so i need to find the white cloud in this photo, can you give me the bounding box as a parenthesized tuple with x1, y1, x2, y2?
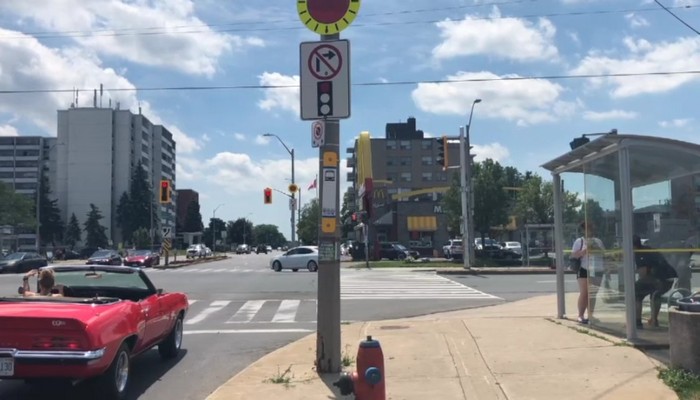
(571, 36, 700, 98)
(625, 13, 649, 28)
(659, 118, 692, 128)
(0, 125, 19, 136)
(0, 0, 264, 77)
(674, 0, 700, 5)
(255, 135, 270, 145)
(472, 143, 510, 163)
(583, 110, 638, 121)
(257, 72, 299, 115)
(432, 6, 558, 62)
(201, 133, 211, 142)
(411, 71, 577, 126)
(0, 28, 200, 153)
(234, 133, 246, 141)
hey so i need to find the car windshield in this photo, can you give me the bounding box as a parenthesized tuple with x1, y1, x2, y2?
(395, 244, 407, 250)
(506, 242, 521, 247)
(54, 269, 150, 291)
(451, 241, 462, 246)
(129, 250, 151, 256)
(91, 250, 112, 257)
(5, 252, 25, 260)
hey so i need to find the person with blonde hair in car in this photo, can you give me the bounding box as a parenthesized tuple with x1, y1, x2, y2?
(20, 269, 62, 297)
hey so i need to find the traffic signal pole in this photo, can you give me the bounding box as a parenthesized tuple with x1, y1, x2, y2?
(316, 32, 342, 374)
(459, 126, 472, 269)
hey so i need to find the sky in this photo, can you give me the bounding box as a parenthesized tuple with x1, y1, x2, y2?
(0, 0, 699, 239)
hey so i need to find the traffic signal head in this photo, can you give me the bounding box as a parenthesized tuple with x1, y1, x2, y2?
(159, 180, 171, 204)
(436, 135, 448, 170)
(263, 187, 272, 204)
(351, 212, 357, 222)
(317, 81, 333, 117)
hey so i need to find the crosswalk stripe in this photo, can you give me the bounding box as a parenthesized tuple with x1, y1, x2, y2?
(186, 300, 230, 325)
(188, 299, 198, 306)
(226, 300, 265, 323)
(272, 300, 301, 323)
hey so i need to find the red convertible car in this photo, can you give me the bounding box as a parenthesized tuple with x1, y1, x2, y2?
(0, 265, 188, 400)
(123, 249, 160, 268)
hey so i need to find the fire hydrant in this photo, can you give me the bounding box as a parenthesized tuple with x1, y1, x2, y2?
(333, 335, 386, 400)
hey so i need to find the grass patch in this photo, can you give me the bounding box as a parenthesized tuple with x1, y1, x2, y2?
(265, 365, 293, 386)
(341, 345, 355, 367)
(659, 367, 700, 400)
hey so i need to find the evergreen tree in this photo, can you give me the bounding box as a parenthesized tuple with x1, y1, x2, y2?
(84, 204, 108, 248)
(131, 228, 151, 249)
(115, 191, 132, 241)
(127, 161, 154, 234)
(0, 181, 34, 228)
(64, 213, 81, 250)
(183, 201, 203, 232)
(37, 172, 64, 246)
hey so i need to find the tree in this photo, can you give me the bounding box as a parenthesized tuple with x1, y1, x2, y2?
(204, 218, 227, 248)
(514, 174, 581, 226)
(84, 204, 108, 248)
(441, 172, 462, 237)
(36, 172, 64, 246)
(0, 181, 35, 228)
(115, 191, 132, 240)
(252, 224, 286, 248)
(297, 198, 319, 245)
(340, 188, 355, 239)
(127, 161, 155, 236)
(226, 218, 254, 245)
(131, 228, 151, 249)
(472, 159, 510, 241)
(183, 201, 203, 233)
(64, 213, 81, 250)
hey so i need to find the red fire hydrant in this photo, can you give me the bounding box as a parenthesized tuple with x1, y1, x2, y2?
(333, 335, 386, 400)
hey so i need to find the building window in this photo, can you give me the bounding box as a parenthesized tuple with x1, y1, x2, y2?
(142, 131, 150, 142)
(0, 171, 13, 179)
(15, 171, 37, 179)
(399, 157, 411, 167)
(0, 161, 13, 167)
(15, 137, 40, 146)
(14, 182, 37, 190)
(386, 159, 395, 167)
(142, 144, 149, 154)
(421, 140, 433, 150)
(422, 172, 433, 182)
(0, 150, 14, 157)
(14, 161, 37, 168)
(421, 156, 433, 166)
(399, 140, 411, 150)
(386, 173, 398, 182)
(400, 172, 412, 182)
(386, 140, 397, 150)
(0, 138, 14, 145)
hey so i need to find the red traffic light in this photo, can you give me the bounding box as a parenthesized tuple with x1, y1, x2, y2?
(161, 181, 168, 188)
(264, 187, 272, 204)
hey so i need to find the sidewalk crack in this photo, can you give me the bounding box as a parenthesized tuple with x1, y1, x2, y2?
(461, 320, 510, 400)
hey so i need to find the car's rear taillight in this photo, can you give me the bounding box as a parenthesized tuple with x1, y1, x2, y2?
(32, 336, 84, 350)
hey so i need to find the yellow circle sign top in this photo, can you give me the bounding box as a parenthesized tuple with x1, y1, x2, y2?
(297, 0, 361, 35)
(288, 184, 299, 193)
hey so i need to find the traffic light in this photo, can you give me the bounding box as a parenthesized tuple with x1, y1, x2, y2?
(317, 81, 333, 117)
(159, 180, 171, 204)
(436, 135, 448, 170)
(351, 212, 357, 222)
(263, 187, 272, 204)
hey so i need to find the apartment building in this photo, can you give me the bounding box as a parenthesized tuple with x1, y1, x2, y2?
(346, 117, 461, 256)
(56, 106, 177, 246)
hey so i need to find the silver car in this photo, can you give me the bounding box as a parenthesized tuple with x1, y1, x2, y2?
(270, 246, 319, 272)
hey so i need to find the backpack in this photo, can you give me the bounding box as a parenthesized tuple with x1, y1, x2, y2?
(569, 237, 584, 272)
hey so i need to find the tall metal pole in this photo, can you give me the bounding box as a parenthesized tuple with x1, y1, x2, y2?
(459, 126, 470, 269)
(212, 203, 224, 256)
(291, 148, 296, 246)
(316, 32, 342, 374)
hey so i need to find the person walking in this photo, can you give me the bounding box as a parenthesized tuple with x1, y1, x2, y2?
(571, 221, 605, 324)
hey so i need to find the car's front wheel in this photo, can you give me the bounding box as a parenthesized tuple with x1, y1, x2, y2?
(158, 315, 183, 359)
(273, 261, 282, 272)
(93, 342, 130, 400)
(307, 260, 318, 272)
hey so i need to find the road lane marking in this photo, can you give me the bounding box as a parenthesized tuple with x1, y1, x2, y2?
(184, 329, 313, 334)
(186, 300, 230, 325)
(226, 300, 265, 323)
(271, 300, 301, 323)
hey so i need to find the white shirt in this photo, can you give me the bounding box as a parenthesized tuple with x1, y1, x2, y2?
(572, 237, 605, 276)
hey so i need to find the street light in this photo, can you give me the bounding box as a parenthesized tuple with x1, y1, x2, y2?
(242, 212, 253, 245)
(212, 203, 224, 256)
(461, 98, 481, 269)
(263, 133, 296, 245)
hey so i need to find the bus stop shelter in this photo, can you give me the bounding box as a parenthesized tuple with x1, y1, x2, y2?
(542, 134, 700, 344)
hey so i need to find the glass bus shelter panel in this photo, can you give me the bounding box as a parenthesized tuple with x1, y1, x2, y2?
(581, 152, 628, 336)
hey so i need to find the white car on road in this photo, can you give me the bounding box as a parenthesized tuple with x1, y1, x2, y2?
(270, 246, 319, 272)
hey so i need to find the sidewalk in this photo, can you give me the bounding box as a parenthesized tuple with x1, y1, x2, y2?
(205, 294, 677, 400)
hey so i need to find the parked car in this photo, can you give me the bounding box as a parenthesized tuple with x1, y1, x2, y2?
(378, 242, 415, 260)
(255, 244, 268, 254)
(86, 250, 122, 266)
(124, 249, 160, 268)
(186, 244, 206, 259)
(236, 244, 251, 254)
(266, 245, 273, 252)
(203, 246, 213, 257)
(0, 252, 48, 274)
(442, 239, 463, 259)
(0, 265, 188, 399)
(270, 246, 319, 272)
(501, 241, 523, 257)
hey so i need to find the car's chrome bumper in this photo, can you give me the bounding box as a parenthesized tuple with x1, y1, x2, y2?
(0, 347, 106, 361)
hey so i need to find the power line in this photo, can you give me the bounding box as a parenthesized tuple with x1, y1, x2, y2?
(1, 70, 698, 95)
(654, 0, 700, 36)
(1, 4, 697, 40)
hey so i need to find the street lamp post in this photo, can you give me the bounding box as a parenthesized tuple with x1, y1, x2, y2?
(263, 133, 296, 245)
(460, 99, 481, 269)
(212, 203, 224, 256)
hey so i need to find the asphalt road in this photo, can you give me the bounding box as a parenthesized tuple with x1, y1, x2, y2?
(0, 252, 551, 400)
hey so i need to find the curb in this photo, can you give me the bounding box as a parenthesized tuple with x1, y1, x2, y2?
(437, 268, 572, 275)
(152, 255, 229, 270)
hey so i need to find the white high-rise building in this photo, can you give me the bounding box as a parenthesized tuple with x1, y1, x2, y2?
(56, 106, 177, 247)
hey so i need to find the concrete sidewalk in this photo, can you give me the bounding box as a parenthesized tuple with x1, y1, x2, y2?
(205, 294, 677, 400)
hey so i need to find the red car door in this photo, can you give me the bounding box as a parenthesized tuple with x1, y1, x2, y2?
(137, 294, 165, 349)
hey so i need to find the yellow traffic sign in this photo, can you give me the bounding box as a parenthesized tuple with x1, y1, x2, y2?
(288, 183, 298, 193)
(297, 0, 361, 35)
(321, 217, 336, 233)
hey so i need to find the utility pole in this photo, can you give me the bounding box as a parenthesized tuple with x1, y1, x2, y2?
(291, 148, 296, 246)
(459, 126, 471, 269)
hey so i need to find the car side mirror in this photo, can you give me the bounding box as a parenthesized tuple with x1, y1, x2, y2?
(156, 288, 164, 296)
